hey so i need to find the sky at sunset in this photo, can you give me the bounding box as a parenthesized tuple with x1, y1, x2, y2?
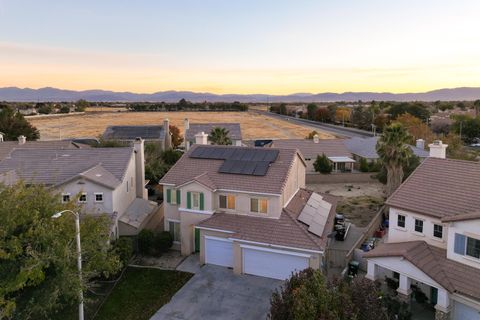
(1, 0, 480, 94)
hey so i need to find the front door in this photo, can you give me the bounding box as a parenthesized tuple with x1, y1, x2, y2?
(195, 228, 200, 252)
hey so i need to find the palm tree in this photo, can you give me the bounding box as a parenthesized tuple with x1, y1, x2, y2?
(376, 123, 413, 196)
(208, 127, 232, 145)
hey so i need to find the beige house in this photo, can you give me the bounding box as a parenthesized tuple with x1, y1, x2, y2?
(160, 144, 338, 280)
(365, 146, 480, 320)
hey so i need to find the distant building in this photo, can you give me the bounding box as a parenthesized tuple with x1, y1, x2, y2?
(102, 119, 171, 149)
(184, 118, 242, 150)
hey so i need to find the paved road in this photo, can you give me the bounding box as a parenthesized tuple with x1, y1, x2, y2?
(253, 110, 374, 138)
(151, 264, 282, 320)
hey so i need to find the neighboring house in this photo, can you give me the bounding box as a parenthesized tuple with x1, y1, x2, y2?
(344, 136, 430, 165)
(102, 119, 171, 149)
(184, 118, 242, 149)
(0, 135, 90, 161)
(364, 144, 480, 320)
(159, 144, 339, 280)
(270, 136, 356, 173)
(0, 138, 158, 237)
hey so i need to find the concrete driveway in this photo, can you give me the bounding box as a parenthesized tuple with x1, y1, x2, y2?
(151, 264, 283, 320)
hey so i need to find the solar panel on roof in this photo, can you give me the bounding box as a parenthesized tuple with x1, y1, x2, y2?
(263, 149, 279, 162)
(241, 149, 256, 161)
(253, 161, 270, 176)
(218, 159, 236, 173)
(240, 161, 256, 175)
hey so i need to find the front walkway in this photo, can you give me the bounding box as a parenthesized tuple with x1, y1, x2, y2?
(151, 263, 283, 320)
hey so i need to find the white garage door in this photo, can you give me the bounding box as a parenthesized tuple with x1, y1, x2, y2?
(454, 302, 480, 320)
(205, 236, 234, 267)
(242, 245, 310, 280)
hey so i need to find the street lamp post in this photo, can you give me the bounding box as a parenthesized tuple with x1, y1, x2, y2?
(52, 210, 84, 320)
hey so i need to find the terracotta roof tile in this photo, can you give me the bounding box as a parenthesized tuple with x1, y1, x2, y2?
(186, 123, 242, 140)
(272, 139, 352, 159)
(386, 157, 480, 218)
(365, 241, 480, 300)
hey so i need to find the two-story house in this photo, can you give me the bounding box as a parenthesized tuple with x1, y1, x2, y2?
(0, 138, 159, 237)
(159, 144, 339, 280)
(364, 144, 480, 320)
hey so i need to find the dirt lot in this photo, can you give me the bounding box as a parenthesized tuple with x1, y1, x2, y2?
(29, 110, 334, 141)
(307, 182, 386, 227)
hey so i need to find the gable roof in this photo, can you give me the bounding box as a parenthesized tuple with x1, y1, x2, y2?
(197, 189, 338, 251)
(272, 139, 352, 159)
(364, 241, 480, 301)
(103, 125, 165, 140)
(0, 140, 88, 161)
(160, 144, 302, 195)
(344, 136, 429, 159)
(386, 157, 480, 218)
(186, 123, 242, 141)
(0, 147, 133, 189)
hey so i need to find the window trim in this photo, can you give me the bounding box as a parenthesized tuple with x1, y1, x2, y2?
(433, 224, 443, 239)
(94, 192, 104, 203)
(219, 194, 236, 210)
(62, 193, 71, 203)
(466, 236, 480, 260)
(397, 214, 406, 228)
(191, 192, 200, 210)
(250, 197, 268, 214)
(414, 218, 424, 234)
(78, 192, 87, 203)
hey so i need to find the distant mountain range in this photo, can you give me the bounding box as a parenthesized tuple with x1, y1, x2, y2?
(1, 86, 480, 103)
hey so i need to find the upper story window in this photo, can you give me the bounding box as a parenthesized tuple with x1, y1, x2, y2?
(454, 233, 480, 259)
(414, 219, 423, 233)
(433, 224, 443, 239)
(397, 214, 406, 228)
(219, 194, 235, 210)
(251, 198, 268, 214)
(467, 237, 480, 259)
(95, 193, 104, 203)
(166, 189, 180, 205)
(187, 191, 204, 211)
(62, 193, 71, 203)
(78, 193, 87, 203)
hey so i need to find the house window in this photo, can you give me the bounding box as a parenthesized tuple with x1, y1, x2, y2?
(62, 193, 71, 203)
(433, 224, 443, 239)
(192, 192, 200, 210)
(78, 193, 87, 203)
(466, 237, 480, 259)
(126, 181, 129, 192)
(170, 189, 178, 205)
(251, 198, 268, 214)
(168, 221, 181, 243)
(95, 193, 104, 203)
(414, 219, 423, 233)
(397, 215, 406, 228)
(219, 194, 235, 210)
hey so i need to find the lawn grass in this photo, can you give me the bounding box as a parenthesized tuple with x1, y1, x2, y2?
(95, 267, 192, 320)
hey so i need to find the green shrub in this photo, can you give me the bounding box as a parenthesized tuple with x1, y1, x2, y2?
(313, 153, 332, 174)
(359, 158, 369, 172)
(155, 231, 173, 253)
(37, 104, 53, 114)
(114, 237, 134, 266)
(59, 105, 70, 114)
(138, 229, 156, 255)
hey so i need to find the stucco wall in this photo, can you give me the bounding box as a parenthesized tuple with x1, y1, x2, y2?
(179, 211, 213, 255)
(447, 219, 480, 269)
(58, 178, 113, 214)
(388, 208, 448, 249)
(112, 154, 137, 216)
(281, 155, 306, 207)
(306, 172, 376, 184)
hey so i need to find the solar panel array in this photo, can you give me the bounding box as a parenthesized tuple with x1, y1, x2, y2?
(189, 146, 279, 176)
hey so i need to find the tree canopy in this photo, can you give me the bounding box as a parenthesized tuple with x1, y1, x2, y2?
(0, 182, 121, 319)
(169, 124, 183, 148)
(0, 105, 40, 141)
(208, 127, 232, 145)
(313, 154, 332, 174)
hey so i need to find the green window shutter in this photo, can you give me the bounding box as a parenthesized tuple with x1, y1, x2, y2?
(187, 192, 192, 209)
(199, 193, 204, 211)
(166, 189, 171, 203)
(176, 190, 181, 205)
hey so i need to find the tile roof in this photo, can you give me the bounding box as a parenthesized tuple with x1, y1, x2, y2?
(160, 144, 300, 195)
(272, 139, 352, 159)
(103, 125, 166, 140)
(386, 157, 480, 218)
(0, 147, 133, 188)
(186, 123, 242, 141)
(119, 198, 159, 228)
(344, 136, 429, 159)
(364, 241, 480, 300)
(0, 140, 88, 161)
(197, 189, 338, 251)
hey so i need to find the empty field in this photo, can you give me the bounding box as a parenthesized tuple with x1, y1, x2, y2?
(29, 111, 335, 141)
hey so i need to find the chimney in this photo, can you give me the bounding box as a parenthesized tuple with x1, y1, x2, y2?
(0, 132, 4, 142)
(184, 118, 190, 150)
(195, 132, 209, 145)
(313, 134, 320, 143)
(163, 118, 172, 149)
(428, 140, 448, 159)
(18, 135, 26, 145)
(133, 137, 147, 199)
(416, 139, 425, 150)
